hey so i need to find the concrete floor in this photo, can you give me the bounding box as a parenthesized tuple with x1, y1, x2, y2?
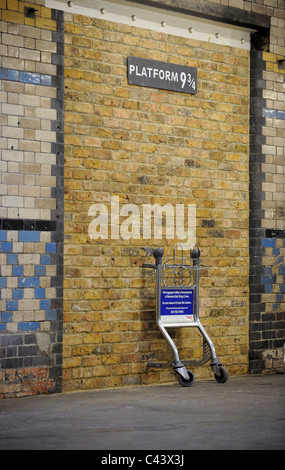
(0, 373, 284, 451)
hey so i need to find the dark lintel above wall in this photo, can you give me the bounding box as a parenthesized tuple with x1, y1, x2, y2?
(129, 0, 270, 31)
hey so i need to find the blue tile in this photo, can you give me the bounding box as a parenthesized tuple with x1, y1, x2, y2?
(41, 74, 52, 86)
(18, 322, 40, 332)
(0, 67, 53, 87)
(280, 285, 285, 293)
(279, 266, 285, 275)
(7, 254, 18, 264)
(265, 284, 272, 293)
(45, 243, 56, 253)
(0, 277, 7, 288)
(0, 231, 7, 241)
(7, 300, 18, 311)
(0, 68, 8, 79)
(261, 275, 275, 284)
(19, 71, 41, 85)
(1, 312, 12, 323)
(262, 238, 276, 248)
(13, 265, 24, 276)
(19, 231, 40, 242)
(13, 288, 24, 300)
(272, 248, 280, 256)
(262, 108, 276, 118)
(35, 288, 45, 299)
(0, 324, 7, 332)
(8, 69, 19, 81)
(1, 242, 12, 252)
(40, 299, 51, 310)
(18, 276, 40, 288)
(46, 310, 56, 321)
(35, 265, 46, 276)
(40, 254, 51, 265)
(277, 110, 285, 120)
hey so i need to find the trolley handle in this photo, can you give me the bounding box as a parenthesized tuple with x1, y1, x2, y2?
(142, 247, 164, 270)
(142, 263, 156, 269)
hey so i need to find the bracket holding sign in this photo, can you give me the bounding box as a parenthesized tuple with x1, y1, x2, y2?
(128, 57, 197, 94)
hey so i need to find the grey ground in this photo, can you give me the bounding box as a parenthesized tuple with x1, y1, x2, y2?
(0, 373, 284, 450)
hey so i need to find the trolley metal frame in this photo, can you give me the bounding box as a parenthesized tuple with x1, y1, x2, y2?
(143, 244, 228, 387)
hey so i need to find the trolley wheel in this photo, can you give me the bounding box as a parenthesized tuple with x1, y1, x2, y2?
(214, 366, 229, 384)
(178, 370, 195, 387)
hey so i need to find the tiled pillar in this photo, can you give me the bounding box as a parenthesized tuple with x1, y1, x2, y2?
(0, 1, 64, 397)
(249, 51, 285, 373)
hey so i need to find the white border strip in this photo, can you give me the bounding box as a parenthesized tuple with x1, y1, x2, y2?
(46, 0, 253, 50)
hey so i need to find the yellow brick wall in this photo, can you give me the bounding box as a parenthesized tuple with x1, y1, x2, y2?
(63, 13, 250, 391)
(1, 0, 57, 30)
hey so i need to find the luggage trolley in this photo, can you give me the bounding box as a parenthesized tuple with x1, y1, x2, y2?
(143, 244, 229, 387)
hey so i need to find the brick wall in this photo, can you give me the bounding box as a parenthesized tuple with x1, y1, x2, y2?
(0, 0, 284, 397)
(0, 0, 64, 397)
(63, 12, 250, 391)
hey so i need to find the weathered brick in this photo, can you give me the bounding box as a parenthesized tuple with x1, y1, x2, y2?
(61, 7, 253, 392)
(2, 10, 24, 24)
(2, 0, 283, 397)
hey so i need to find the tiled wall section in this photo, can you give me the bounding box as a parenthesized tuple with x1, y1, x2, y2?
(0, 0, 64, 397)
(0, 223, 63, 398)
(0, 229, 60, 395)
(260, 52, 285, 371)
(249, 51, 285, 373)
(0, 230, 56, 335)
(262, 52, 285, 232)
(0, 2, 58, 221)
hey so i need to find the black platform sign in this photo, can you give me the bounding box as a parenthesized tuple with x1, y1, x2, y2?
(128, 57, 197, 94)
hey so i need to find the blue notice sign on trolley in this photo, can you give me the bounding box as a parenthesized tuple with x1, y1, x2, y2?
(160, 288, 194, 324)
